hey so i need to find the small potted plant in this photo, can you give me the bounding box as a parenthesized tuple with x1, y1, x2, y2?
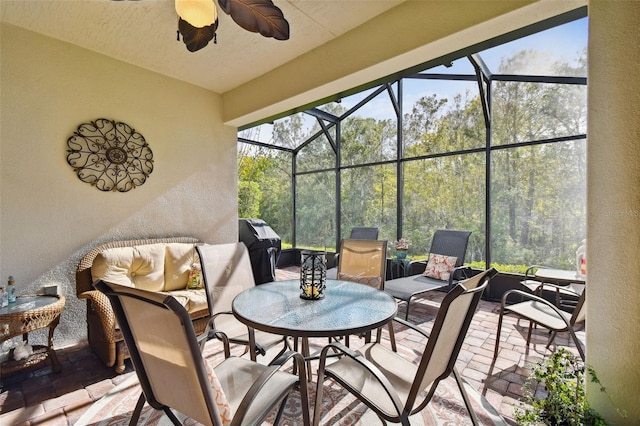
(516, 348, 625, 426)
(393, 238, 410, 259)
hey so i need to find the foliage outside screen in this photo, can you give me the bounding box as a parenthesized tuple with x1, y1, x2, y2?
(238, 48, 587, 272)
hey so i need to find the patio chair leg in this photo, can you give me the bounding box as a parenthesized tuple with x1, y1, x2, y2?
(452, 367, 480, 426)
(493, 305, 506, 360)
(387, 321, 397, 352)
(129, 392, 146, 426)
(405, 298, 412, 321)
(162, 407, 182, 426)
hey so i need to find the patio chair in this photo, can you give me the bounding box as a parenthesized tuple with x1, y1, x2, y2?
(327, 226, 380, 274)
(94, 280, 310, 426)
(197, 242, 290, 361)
(313, 268, 498, 426)
(385, 229, 472, 320)
(520, 265, 585, 309)
(492, 285, 586, 361)
(335, 238, 391, 347)
(349, 226, 380, 240)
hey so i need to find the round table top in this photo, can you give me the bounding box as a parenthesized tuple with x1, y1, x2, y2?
(232, 279, 397, 338)
(0, 294, 65, 317)
(534, 268, 586, 284)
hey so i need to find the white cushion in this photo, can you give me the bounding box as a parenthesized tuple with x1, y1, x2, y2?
(92, 244, 166, 291)
(164, 243, 199, 291)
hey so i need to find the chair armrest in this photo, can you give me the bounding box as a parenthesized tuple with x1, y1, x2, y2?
(199, 318, 231, 356)
(407, 260, 427, 275)
(318, 341, 405, 415)
(392, 316, 430, 340)
(449, 265, 472, 285)
(81, 288, 117, 334)
(500, 289, 572, 326)
(233, 350, 308, 425)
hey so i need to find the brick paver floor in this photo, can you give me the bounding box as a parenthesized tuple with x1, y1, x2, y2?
(0, 267, 585, 425)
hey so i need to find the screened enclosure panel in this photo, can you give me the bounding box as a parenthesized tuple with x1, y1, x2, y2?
(491, 81, 587, 146)
(340, 164, 397, 244)
(295, 172, 336, 250)
(402, 79, 485, 157)
(297, 133, 336, 173)
(490, 139, 587, 269)
(402, 152, 486, 262)
(238, 142, 293, 246)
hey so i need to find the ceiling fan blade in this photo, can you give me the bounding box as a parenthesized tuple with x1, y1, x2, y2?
(178, 18, 218, 52)
(218, 0, 289, 40)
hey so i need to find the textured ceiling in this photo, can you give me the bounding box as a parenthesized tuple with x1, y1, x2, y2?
(1, 0, 404, 94)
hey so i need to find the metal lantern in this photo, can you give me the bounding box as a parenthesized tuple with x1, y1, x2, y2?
(300, 250, 326, 300)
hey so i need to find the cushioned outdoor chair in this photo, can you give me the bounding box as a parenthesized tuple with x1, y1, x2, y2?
(313, 268, 498, 426)
(493, 285, 586, 361)
(385, 229, 472, 320)
(94, 280, 310, 426)
(196, 242, 290, 361)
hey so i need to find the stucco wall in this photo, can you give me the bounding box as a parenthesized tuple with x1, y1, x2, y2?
(587, 2, 640, 422)
(0, 24, 238, 348)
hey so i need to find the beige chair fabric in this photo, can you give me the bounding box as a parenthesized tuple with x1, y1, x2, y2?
(335, 238, 389, 348)
(337, 238, 388, 289)
(493, 285, 586, 361)
(94, 280, 310, 426)
(313, 268, 498, 426)
(196, 242, 289, 360)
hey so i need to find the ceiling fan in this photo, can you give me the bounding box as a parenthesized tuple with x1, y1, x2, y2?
(118, 0, 290, 52)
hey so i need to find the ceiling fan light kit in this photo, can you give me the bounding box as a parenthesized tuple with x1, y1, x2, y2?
(175, 0, 218, 28)
(174, 0, 290, 52)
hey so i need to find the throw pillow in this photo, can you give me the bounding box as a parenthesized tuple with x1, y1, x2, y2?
(423, 253, 458, 281)
(186, 262, 204, 289)
(204, 360, 232, 425)
(337, 272, 383, 289)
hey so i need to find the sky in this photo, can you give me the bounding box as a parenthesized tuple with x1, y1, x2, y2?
(241, 17, 588, 145)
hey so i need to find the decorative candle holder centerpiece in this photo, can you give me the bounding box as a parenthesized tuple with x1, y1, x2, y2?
(393, 238, 411, 259)
(300, 250, 326, 300)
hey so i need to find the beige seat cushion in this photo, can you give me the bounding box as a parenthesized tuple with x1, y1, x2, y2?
(92, 243, 199, 293)
(92, 244, 166, 291)
(164, 243, 200, 291)
(166, 288, 208, 315)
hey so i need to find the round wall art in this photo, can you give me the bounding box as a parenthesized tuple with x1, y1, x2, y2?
(66, 118, 154, 192)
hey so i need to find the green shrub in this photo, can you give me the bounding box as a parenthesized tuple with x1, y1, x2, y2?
(516, 348, 624, 426)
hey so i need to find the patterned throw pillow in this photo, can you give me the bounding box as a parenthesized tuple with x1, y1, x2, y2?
(204, 359, 232, 425)
(337, 272, 383, 289)
(423, 253, 458, 281)
(186, 262, 204, 289)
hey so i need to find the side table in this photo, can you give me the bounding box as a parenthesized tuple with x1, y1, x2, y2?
(388, 258, 411, 279)
(0, 294, 65, 379)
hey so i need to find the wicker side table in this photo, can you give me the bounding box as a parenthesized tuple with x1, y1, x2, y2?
(0, 294, 65, 377)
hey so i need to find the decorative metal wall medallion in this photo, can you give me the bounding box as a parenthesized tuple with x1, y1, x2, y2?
(66, 118, 154, 192)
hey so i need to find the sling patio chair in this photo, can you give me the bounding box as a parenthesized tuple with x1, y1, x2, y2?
(197, 242, 290, 361)
(335, 238, 391, 347)
(94, 279, 310, 426)
(385, 229, 472, 320)
(327, 226, 380, 275)
(520, 264, 585, 310)
(313, 268, 498, 426)
(493, 284, 586, 361)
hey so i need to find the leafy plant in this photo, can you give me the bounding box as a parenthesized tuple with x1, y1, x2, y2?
(516, 348, 623, 426)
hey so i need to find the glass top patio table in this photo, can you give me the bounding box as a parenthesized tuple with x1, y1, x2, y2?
(534, 268, 586, 285)
(232, 279, 397, 339)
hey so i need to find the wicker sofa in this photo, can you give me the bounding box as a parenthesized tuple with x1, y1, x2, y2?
(75, 237, 208, 373)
